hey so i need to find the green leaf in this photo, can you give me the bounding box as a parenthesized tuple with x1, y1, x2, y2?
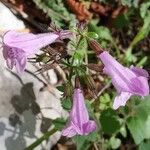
(73, 52, 84, 66)
(121, 0, 139, 7)
(109, 137, 121, 149)
(99, 103, 107, 110)
(140, 2, 150, 19)
(100, 108, 121, 134)
(36, 54, 50, 63)
(73, 136, 89, 150)
(114, 14, 129, 29)
(73, 37, 87, 66)
(120, 0, 132, 7)
(125, 47, 137, 62)
(61, 98, 72, 110)
(33, 0, 76, 28)
(119, 126, 127, 138)
(88, 23, 113, 41)
(139, 141, 150, 150)
(52, 118, 66, 130)
(100, 93, 111, 104)
(73, 132, 98, 150)
(137, 56, 148, 67)
(85, 100, 96, 119)
(97, 27, 113, 41)
(56, 85, 64, 92)
(77, 37, 88, 52)
(127, 116, 144, 144)
(87, 32, 99, 39)
(127, 96, 150, 144)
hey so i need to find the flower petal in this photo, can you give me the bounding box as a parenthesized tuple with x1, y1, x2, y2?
(99, 52, 136, 93)
(130, 66, 149, 78)
(99, 51, 149, 97)
(130, 76, 149, 96)
(113, 92, 132, 110)
(3, 31, 59, 54)
(62, 122, 78, 137)
(83, 121, 97, 135)
(70, 88, 89, 129)
(62, 88, 97, 137)
(15, 55, 27, 73)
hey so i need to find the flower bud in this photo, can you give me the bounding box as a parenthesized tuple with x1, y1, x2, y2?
(88, 40, 104, 55)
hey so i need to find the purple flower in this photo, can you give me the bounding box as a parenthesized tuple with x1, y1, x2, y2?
(2, 30, 72, 73)
(99, 51, 149, 109)
(62, 88, 97, 137)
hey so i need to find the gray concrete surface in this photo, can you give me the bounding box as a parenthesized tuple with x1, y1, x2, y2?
(0, 2, 67, 150)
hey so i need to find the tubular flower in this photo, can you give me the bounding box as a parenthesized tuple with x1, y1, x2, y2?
(98, 51, 149, 109)
(62, 88, 97, 137)
(2, 30, 72, 73)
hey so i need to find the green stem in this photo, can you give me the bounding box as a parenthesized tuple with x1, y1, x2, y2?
(24, 128, 57, 150)
(68, 36, 84, 81)
(112, 39, 120, 57)
(125, 14, 150, 61)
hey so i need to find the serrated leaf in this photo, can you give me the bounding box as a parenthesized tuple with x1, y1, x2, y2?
(100, 108, 121, 134)
(73, 132, 98, 150)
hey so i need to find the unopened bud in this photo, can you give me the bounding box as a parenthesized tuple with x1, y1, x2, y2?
(88, 40, 104, 55)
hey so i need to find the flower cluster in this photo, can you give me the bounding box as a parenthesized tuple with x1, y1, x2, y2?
(1, 30, 149, 138)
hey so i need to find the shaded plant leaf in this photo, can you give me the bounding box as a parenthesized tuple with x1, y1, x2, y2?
(73, 131, 98, 150)
(127, 96, 150, 144)
(139, 141, 150, 150)
(109, 137, 121, 149)
(100, 108, 121, 134)
(61, 98, 72, 110)
(56, 85, 64, 92)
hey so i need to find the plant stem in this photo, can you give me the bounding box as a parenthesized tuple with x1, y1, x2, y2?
(125, 14, 150, 62)
(24, 128, 57, 150)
